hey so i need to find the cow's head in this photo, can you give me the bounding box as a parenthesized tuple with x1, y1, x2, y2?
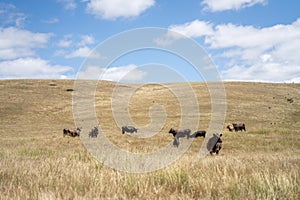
(227, 125, 234, 132)
(169, 128, 175, 134)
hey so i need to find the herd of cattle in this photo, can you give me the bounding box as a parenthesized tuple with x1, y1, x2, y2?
(63, 123, 246, 155)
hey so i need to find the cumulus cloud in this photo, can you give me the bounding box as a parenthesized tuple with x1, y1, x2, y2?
(65, 46, 101, 59)
(221, 62, 300, 83)
(213, 20, 300, 82)
(169, 20, 214, 38)
(0, 27, 52, 59)
(205, 21, 300, 49)
(78, 64, 146, 81)
(205, 19, 300, 61)
(162, 18, 300, 82)
(57, 0, 77, 10)
(86, 0, 155, 20)
(210, 19, 300, 82)
(0, 3, 27, 27)
(155, 20, 213, 46)
(65, 47, 92, 58)
(201, 0, 267, 12)
(0, 58, 72, 79)
(57, 34, 97, 58)
(58, 39, 72, 48)
(78, 35, 95, 46)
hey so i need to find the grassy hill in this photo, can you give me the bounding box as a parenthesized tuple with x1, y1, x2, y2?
(0, 79, 299, 199)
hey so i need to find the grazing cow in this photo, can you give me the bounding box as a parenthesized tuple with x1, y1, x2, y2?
(232, 123, 246, 132)
(173, 137, 180, 147)
(191, 130, 206, 138)
(226, 125, 234, 132)
(63, 127, 81, 137)
(122, 125, 138, 134)
(89, 126, 99, 138)
(207, 133, 223, 155)
(169, 128, 191, 139)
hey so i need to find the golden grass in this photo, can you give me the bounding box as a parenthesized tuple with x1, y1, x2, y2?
(0, 79, 299, 199)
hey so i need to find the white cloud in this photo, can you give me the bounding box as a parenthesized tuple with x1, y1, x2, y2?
(58, 39, 72, 48)
(273, 38, 300, 64)
(65, 46, 101, 59)
(0, 27, 52, 59)
(205, 18, 300, 63)
(0, 57, 72, 79)
(221, 62, 300, 83)
(43, 18, 59, 24)
(54, 49, 66, 57)
(164, 18, 300, 82)
(57, 0, 77, 10)
(78, 64, 146, 81)
(155, 20, 213, 46)
(201, 0, 267, 12)
(205, 21, 300, 49)
(57, 34, 73, 48)
(65, 47, 92, 58)
(212, 19, 300, 82)
(86, 0, 155, 20)
(0, 3, 27, 27)
(260, 54, 272, 63)
(169, 20, 214, 38)
(79, 35, 95, 46)
(57, 35, 97, 58)
(57, 34, 95, 48)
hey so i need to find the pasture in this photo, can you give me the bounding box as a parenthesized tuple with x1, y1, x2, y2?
(0, 79, 299, 199)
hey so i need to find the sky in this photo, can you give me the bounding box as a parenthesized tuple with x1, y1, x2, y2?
(0, 0, 299, 82)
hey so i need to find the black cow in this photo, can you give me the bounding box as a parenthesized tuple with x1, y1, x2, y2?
(169, 128, 191, 139)
(122, 125, 138, 134)
(232, 123, 246, 132)
(63, 127, 81, 137)
(173, 137, 180, 147)
(191, 130, 206, 138)
(89, 126, 98, 138)
(207, 133, 223, 155)
(227, 123, 246, 132)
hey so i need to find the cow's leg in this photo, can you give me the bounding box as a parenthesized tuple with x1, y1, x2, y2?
(216, 143, 222, 155)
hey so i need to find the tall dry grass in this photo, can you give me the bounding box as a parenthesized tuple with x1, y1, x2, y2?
(0, 80, 299, 199)
(1, 149, 299, 199)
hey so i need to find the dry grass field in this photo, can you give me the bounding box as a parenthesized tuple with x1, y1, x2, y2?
(0, 79, 299, 199)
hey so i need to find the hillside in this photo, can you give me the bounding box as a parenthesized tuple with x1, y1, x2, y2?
(0, 79, 299, 199)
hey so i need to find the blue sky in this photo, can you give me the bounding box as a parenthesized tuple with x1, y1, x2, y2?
(0, 0, 299, 82)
